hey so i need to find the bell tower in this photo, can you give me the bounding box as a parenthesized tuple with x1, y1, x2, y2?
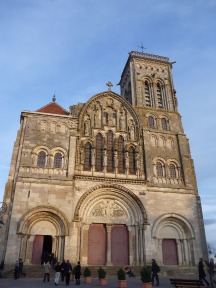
(119, 51, 178, 111)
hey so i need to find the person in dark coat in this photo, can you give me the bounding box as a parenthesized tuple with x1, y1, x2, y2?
(0, 260, 4, 278)
(151, 258, 160, 286)
(198, 258, 210, 286)
(54, 262, 61, 286)
(75, 261, 81, 285)
(64, 260, 72, 286)
(60, 260, 66, 282)
(14, 260, 20, 280)
(18, 258, 26, 277)
(205, 258, 216, 288)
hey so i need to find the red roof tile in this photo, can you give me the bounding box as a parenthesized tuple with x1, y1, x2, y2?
(36, 102, 69, 115)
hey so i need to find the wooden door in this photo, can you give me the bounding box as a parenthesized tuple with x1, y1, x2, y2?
(32, 235, 44, 264)
(111, 225, 129, 265)
(162, 239, 178, 265)
(88, 224, 106, 265)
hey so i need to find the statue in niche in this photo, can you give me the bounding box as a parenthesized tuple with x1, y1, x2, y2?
(94, 103, 101, 128)
(106, 98, 114, 107)
(91, 200, 124, 218)
(119, 113, 125, 130)
(128, 120, 135, 141)
(84, 119, 90, 136)
(103, 150, 107, 167)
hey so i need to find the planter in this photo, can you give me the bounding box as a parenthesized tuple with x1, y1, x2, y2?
(99, 278, 108, 286)
(141, 283, 152, 288)
(118, 280, 127, 288)
(84, 276, 91, 283)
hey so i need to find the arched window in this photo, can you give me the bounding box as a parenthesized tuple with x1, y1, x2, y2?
(118, 136, 125, 173)
(129, 146, 136, 174)
(84, 142, 92, 171)
(170, 163, 177, 178)
(148, 116, 156, 129)
(156, 162, 164, 177)
(144, 81, 151, 106)
(54, 153, 62, 168)
(107, 131, 114, 172)
(37, 151, 46, 167)
(157, 83, 163, 108)
(95, 134, 103, 172)
(161, 118, 168, 131)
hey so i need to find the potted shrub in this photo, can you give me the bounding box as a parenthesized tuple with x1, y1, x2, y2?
(84, 267, 91, 283)
(117, 268, 127, 288)
(140, 266, 152, 288)
(98, 266, 107, 286)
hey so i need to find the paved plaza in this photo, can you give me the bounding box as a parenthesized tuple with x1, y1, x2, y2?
(0, 276, 173, 288)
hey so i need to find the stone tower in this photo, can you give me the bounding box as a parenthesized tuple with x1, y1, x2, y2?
(0, 51, 207, 271)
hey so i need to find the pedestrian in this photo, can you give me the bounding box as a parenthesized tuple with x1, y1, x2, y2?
(64, 259, 72, 286)
(60, 260, 66, 282)
(14, 260, 19, 280)
(198, 258, 210, 287)
(0, 260, 4, 278)
(75, 261, 81, 285)
(54, 262, 61, 286)
(205, 258, 216, 288)
(43, 261, 51, 282)
(151, 258, 160, 286)
(18, 258, 26, 277)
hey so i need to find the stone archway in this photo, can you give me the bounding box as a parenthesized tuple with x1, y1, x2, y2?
(74, 184, 147, 266)
(152, 213, 195, 266)
(17, 206, 69, 264)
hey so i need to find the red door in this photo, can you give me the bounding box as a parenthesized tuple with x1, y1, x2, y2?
(32, 235, 44, 264)
(111, 225, 129, 265)
(162, 239, 178, 265)
(88, 224, 106, 265)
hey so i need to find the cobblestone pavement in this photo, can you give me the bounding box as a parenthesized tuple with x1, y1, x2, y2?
(0, 276, 172, 287)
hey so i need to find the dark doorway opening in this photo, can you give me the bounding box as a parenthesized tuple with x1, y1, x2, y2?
(41, 235, 52, 264)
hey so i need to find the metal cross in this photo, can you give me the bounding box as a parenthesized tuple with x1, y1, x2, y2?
(106, 81, 113, 91)
(138, 42, 147, 53)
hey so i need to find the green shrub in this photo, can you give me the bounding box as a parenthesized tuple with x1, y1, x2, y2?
(98, 266, 106, 279)
(117, 268, 126, 280)
(84, 267, 91, 277)
(140, 266, 151, 283)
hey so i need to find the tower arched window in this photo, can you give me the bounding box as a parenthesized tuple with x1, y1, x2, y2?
(84, 142, 92, 171)
(54, 153, 62, 168)
(144, 81, 151, 106)
(157, 83, 163, 108)
(118, 136, 125, 173)
(129, 146, 136, 174)
(161, 118, 169, 131)
(156, 162, 165, 177)
(148, 116, 156, 129)
(170, 163, 177, 178)
(37, 151, 46, 167)
(107, 131, 114, 172)
(95, 134, 104, 172)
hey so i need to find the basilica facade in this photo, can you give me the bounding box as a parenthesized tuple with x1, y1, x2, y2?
(0, 51, 207, 267)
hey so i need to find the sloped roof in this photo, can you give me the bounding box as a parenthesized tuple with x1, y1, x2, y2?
(36, 101, 70, 115)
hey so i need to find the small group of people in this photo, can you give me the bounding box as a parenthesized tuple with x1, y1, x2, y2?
(199, 257, 216, 288)
(14, 258, 26, 280)
(43, 260, 81, 286)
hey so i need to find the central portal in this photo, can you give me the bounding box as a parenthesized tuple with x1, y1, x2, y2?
(88, 224, 129, 265)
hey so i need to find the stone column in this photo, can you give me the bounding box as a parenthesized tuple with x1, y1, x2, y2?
(80, 224, 90, 265)
(183, 239, 189, 265)
(60, 236, 65, 262)
(19, 235, 28, 261)
(135, 224, 139, 265)
(127, 226, 134, 265)
(176, 239, 183, 265)
(68, 134, 77, 177)
(25, 235, 34, 264)
(139, 225, 144, 265)
(106, 225, 113, 266)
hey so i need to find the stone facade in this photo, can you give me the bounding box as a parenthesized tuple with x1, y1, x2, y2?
(0, 51, 207, 267)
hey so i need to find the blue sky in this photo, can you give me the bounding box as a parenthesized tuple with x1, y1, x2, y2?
(0, 0, 216, 249)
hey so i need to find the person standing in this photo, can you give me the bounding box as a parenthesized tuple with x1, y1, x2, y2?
(18, 258, 26, 277)
(198, 258, 210, 287)
(64, 260, 72, 286)
(151, 258, 160, 286)
(43, 261, 51, 282)
(205, 258, 216, 288)
(14, 260, 20, 280)
(0, 260, 4, 278)
(54, 262, 61, 286)
(75, 261, 81, 285)
(60, 260, 66, 282)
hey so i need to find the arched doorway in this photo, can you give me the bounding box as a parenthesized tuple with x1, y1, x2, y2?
(17, 206, 69, 264)
(74, 184, 147, 266)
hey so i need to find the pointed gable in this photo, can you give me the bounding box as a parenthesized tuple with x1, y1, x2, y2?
(36, 102, 70, 115)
